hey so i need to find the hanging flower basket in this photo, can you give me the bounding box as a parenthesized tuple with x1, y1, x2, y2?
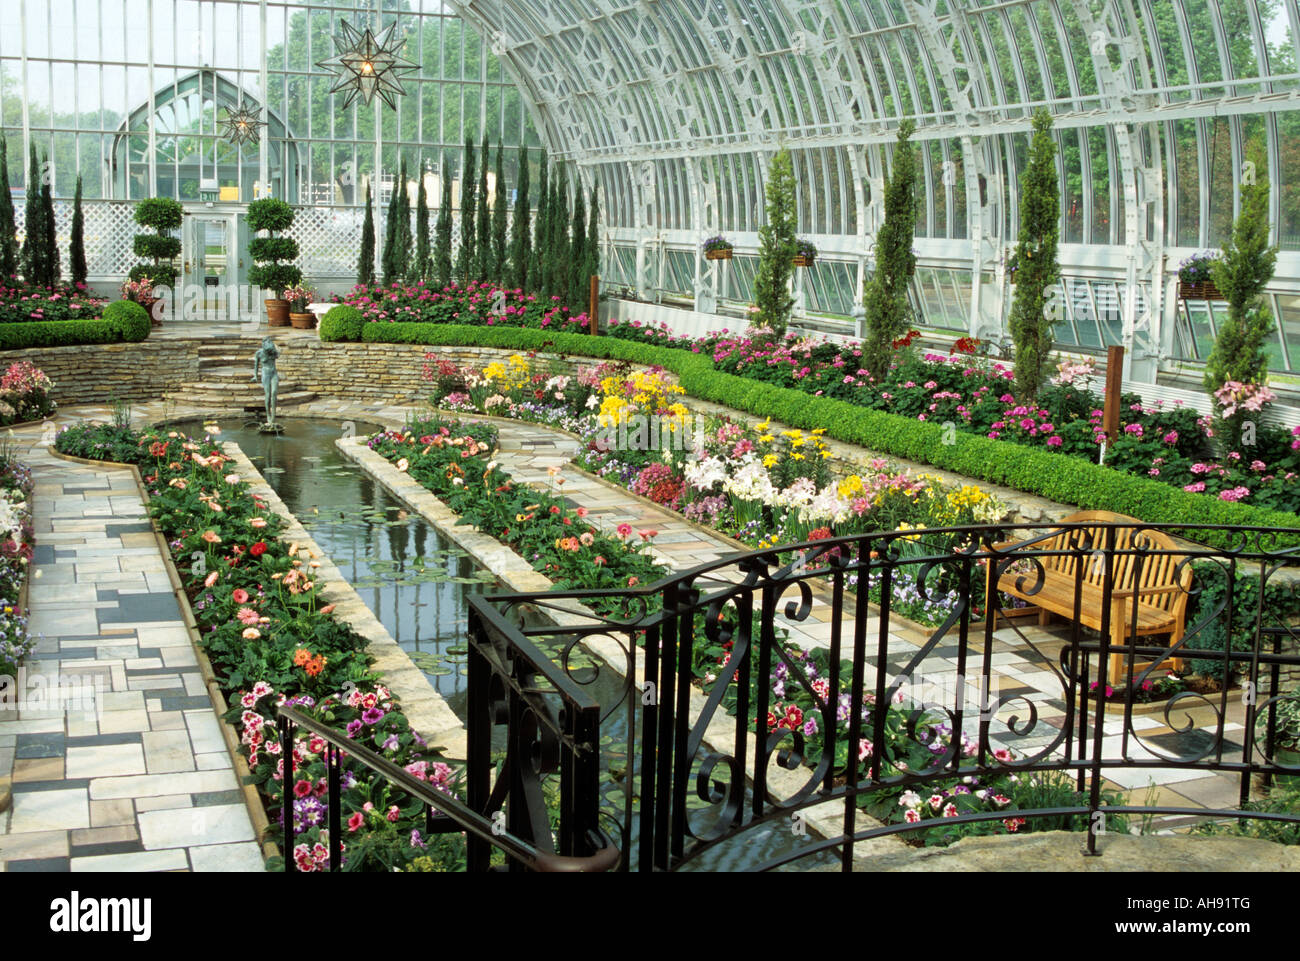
(792, 255, 813, 268)
(793, 239, 818, 267)
(705, 248, 733, 261)
(1178, 280, 1224, 301)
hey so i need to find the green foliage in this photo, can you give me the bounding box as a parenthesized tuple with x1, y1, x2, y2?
(382, 159, 411, 286)
(0, 134, 17, 280)
(508, 145, 531, 291)
(360, 322, 1300, 549)
(128, 196, 184, 291)
(21, 145, 47, 287)
(475, 134, 491, 283)
(569, 185, 587, 316)
(434, 158, 453, 289)
(243, 197, 292, 233)
(132, 234, 182, 261)
(530, 150, 548, 295)
(41, 174, 58, 286)
(414, 169, 430, 282)
(0, 302, 148, 348)
(1009, 110, 1062, 402)
(863, 121, 919, 380)
(246, 197, 300, 295)
(457, 137, 476, 285)
(1204, 179, 1278, 397)
(548, 164, 570, 300)
(585, 186, 600, 299)
(752, 148, 797, 335)
(358, 184, 376, 287)
(491, 139, 507, 286)
(69, 176, 87, 287)
(1183, 563, 1300, 679)
(318, 304, 366, 342)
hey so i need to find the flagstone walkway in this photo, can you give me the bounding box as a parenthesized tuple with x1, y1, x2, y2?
(0, 416, 263, 872)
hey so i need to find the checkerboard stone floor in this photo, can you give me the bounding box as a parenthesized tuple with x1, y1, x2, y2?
(1, 419, 262, 872)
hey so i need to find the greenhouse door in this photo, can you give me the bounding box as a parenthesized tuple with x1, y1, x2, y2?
(181, 208, 251, 324)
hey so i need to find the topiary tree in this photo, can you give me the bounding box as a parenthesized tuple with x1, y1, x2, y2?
(0, 135, 17, 280)
(129, 196, 184, 292)
(358, 183, 376, 287)
(21, 144, 47, 286)
(862, 121, 919, 380)
(414, 165, 430, 282)
(508, 145, 531, 291)
(69, 175, 87, 287)
(434, 156, 453, 288)
(319, 304, 366, 342)
(752, 147, 798, 336)
(491, 139, 507, 286)
(246, 197, 301, 298)
(457, 137, 476, 285)
(1008, 110, 1061, 402)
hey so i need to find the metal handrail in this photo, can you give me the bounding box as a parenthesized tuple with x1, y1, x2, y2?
(276, 705, 619, 872)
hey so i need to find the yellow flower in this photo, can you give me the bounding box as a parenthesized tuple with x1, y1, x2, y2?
(763, 454, 780, 468)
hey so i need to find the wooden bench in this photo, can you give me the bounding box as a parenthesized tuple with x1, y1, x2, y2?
(986, 511, 1193, 685)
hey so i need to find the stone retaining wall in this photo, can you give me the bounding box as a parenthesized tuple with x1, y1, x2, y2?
(12, 340, 199, 407)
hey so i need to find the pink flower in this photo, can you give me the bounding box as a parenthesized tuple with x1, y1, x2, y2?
(232, 588, 249, 604)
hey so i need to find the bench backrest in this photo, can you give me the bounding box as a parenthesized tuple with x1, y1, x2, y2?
(1035, 511, 1193, 614)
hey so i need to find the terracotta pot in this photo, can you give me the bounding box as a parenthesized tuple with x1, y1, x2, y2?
(265, 299, 291, 326)
(705, 248, 733, 261)
(137, 296, 163, 326)
(289, 311, 316, 330)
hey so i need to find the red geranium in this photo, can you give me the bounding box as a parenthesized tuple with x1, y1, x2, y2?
(250, 541, 268, 557)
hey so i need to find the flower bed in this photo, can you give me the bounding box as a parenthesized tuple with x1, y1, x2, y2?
(329, 280, 590, 335)
(0, 361, 55, 426)
(428, 352, 1006, 627)
(0, 446, 34, 678)
(0, 280, 105, 324)
(54, 423, 467, 871)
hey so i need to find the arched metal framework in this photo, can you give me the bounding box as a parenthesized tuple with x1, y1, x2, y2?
(449, 0, 1300, 383)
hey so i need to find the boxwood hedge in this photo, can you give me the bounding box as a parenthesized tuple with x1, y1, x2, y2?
(0, 299, 150, 349)
(360, 321, 1300, 550)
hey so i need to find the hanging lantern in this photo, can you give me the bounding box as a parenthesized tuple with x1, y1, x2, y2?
(218, 104, 266, 146)
(315, 20, 417, 111)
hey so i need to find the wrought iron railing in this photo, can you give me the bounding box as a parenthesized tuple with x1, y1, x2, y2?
(467, 521, 1300, 872)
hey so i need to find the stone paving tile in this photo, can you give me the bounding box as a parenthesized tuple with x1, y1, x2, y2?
(1, 419, 261, 873)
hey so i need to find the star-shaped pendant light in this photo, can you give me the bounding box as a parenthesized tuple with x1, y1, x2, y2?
(218, 104, 266, 146)
(316, 20, 418, 111)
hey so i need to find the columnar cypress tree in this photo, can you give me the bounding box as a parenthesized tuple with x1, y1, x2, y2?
(393, 159, 413, 282)
(434, 155, 453, 288)
(42, 169, 59, 286)
(70, 175, 87, 287)
(863, 121, 919, 380)
(549, 165, 569, 300)
(508, 145, 531, 291)
(491, 140, 507, 286)
(457, 137, 476, 285)
(414, 165, 430, 281)
(22, 144, 47, 286)
(358, 183, 376, 287)
(1007, 110, 1060, 401)
(1203, 178, 1278, 449)
(752, 147, 798, 336)
(530, 150, 548, 293)
(0, 135, 17, 280)
(569, 185, 586, 314)
(584, 185, 599, 299)
(381, 163, 401, 286)
(475, 134, 490, 282)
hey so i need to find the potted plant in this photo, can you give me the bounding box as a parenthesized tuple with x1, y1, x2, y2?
(130, 198, 182, 324)
(702, 235, 734, 261)
(285, 285, 316, 329)
(246, 197, 301, 327)
(120, 276, 156, 318)
(1178, 251, 1223, 300)
(793, 238, 817, 267)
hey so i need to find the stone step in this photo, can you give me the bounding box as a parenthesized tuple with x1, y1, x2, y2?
(196, 365, 276, 383)
(196, 341, 264, 356)
(197, 354, 250, 369)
